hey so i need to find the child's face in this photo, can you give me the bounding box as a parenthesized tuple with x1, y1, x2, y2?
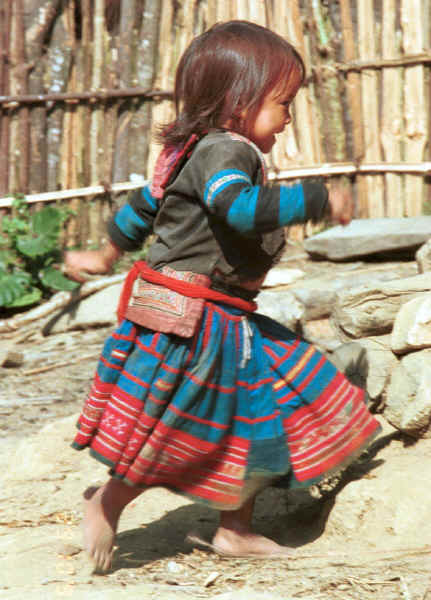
(246, 69, 302, 154)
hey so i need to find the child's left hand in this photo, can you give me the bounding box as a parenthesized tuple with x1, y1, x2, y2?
(328, 182, 353, 225)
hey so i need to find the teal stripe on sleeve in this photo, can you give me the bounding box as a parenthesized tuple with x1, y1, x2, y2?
(114, 203, 151, 241)
(279, 184, 305, 225)
(141, 184, 158, 211)
(226, 186, 260, 233)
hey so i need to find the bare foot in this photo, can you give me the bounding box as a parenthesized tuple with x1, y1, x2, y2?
(82, 479, 144, 572)
(212, 527, 292, 558)
(82, 485, 119, 572)
(209, 497, 293, 558)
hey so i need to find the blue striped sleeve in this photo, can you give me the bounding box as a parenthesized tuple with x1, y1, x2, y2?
(113, 203, 151, 240)
(226, 187, 260, 233)
(279, 183, 305, 225)
(107, 183, 159, 250)
(202, 169, 307, 234)
(204, 169, 252, 208)
(197, 138, 328, 235)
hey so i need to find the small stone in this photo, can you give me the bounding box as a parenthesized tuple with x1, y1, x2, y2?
(57, 543, 82, 557)
(204, 571, 220, 587)
(166, 560, 182, 573)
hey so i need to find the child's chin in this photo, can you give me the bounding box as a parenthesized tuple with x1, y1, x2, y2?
(261, 140, 275, 153)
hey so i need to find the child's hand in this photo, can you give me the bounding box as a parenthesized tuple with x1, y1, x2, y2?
(328, 183, 353, 225)
(63, 242, 122, 283)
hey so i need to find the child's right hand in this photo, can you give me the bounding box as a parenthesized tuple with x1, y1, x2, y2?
(328, 182, 353, 225)
(63, 242, 123, 283)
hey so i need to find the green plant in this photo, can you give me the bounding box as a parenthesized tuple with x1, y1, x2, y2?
(0, 195, 78, 310)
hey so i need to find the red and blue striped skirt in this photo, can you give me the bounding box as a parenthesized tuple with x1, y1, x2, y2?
(72, 302, 380, 509)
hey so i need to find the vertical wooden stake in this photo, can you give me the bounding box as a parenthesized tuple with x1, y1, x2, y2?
(0, 1, 12, 196)
(358, 0, 384, 218)
(381, 0, 403, 217)
(401, 0, 427, 216)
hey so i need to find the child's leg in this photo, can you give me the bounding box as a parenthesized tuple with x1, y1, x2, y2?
(212, 496, 292, 557)
(83, 478, 145, 572)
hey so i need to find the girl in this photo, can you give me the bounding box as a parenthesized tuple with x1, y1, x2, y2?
(65, 20, 380, 572)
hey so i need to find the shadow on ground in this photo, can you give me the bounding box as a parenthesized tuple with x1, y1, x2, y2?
(111, 431, 397, 572)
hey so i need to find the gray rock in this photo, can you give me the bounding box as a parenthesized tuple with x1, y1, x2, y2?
(384, 349, 431, 438)
(329, 336, 398, 411)
(329, 342, 368, 391)
(304, 217, 431, 261)
(331, 272, 431, 340)
(0, 341, 24, 368)
(261, 266, 304, 287)
(416, 238, 431, 272)
(256, 290, 304, 332)
(289, 262, 416, 320)
(48, 282, 123, 333)
(357, 335, 398, 409)
(391, 294, 431, 354)
(302, 318, 341, 352)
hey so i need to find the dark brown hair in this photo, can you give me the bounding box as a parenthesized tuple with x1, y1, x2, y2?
(158, 20, 305, 147)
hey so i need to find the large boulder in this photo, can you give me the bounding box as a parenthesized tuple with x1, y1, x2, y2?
(304, 217, 431, 261)
(384, 349, 431, 438)
(256, 290, 304, 332)
(288, 262, 416, 320)
(391, 294, 431, 354)
(330, 336, 398, 411)
(331, 273, 431, 339)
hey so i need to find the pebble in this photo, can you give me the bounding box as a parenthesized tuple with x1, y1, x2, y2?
(166, 560, 182, 573)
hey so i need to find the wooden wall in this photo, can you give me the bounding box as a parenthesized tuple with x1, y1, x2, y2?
(0, 0, 430, 246)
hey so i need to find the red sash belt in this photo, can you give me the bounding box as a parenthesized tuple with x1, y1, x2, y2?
(117, 261, 257, 323)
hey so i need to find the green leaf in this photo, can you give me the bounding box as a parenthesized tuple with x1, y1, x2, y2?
(0, 249, 16, 270)
(11, 270, 32, 286)
(7, 287, 42, 308)
(39, 266, 79, 291)
(16, 235, 53, 257)
(0, 274, 28, 307)
(31, 206, 63, 236)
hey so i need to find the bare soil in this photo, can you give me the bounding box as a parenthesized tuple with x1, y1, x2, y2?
(1, 251, 430, 600)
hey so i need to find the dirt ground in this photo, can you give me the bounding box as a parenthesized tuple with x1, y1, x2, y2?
(1, 251, 431, 599)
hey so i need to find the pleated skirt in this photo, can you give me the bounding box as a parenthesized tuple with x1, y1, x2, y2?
(72, 301, 381, 509)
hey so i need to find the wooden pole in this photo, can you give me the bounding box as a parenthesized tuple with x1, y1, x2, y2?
(46, 4, 72, 191)
(148, 0, 175, 174)
(61, 1, 80, 245)
(9, 0, 30, 194)
(26, 0, 62, 194)
(381, 0, 403, 217)
(0, 1, 11, 196)
(75, 0, 92, 247)
(90, 0, 105, 185)
(16, 0, 30, 194)
(358, 0, 384, 218)
(131, 0, 161, 178)
(112, 0, 136, 184)
(401, 0, 427, 216)
(309, 1, 346, 163)
(339, 0, 367, 218)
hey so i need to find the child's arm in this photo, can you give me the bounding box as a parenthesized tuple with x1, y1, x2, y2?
(327, 181, 353, 225)
(64, 184, 159, 282)
(196, 139, 351, 233)
(64, 241, 123, 283)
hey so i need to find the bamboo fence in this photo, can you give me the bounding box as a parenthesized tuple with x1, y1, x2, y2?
(0, 0, 430, 247)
